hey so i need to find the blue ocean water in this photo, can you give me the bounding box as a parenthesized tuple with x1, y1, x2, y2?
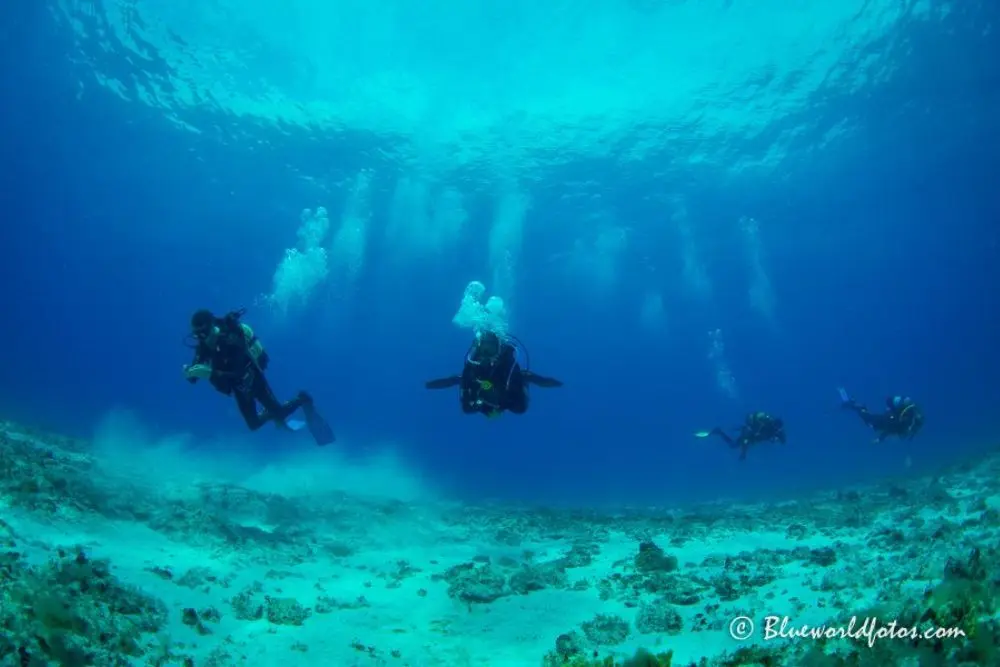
(1, 0, 997, 508)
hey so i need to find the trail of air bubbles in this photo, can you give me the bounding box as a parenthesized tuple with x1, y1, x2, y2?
(264, 206, 330, 315)
(488, 187, 530, 315)
(640, 292, 667, 331)
(672, 196, 712, 302)
(386, 177, 467, 263)
(708, 328, 738, 400)
(559, 211, 630, 301)
(329, 170, 373, 295)
(739, 215, 776, 326)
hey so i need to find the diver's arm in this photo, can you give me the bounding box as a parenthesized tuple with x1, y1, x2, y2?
(524, 371, 563, 388)
(426, 376, 462, 389)
(427, 359, 468, 389)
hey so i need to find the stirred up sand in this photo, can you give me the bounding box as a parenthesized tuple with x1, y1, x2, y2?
(0, 418, 997, 667)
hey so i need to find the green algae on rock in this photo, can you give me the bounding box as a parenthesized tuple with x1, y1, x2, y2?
(0, 548, 169, 665)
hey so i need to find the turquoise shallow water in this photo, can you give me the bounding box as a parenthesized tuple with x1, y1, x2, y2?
(52, 0, 954, 177)
(1, 420, 996, 665)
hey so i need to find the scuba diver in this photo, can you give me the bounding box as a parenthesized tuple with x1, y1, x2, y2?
(838, 387, 923, 442)
(424, 331, 563, 418)
(183, 308, 334, 444)
(695, 411, 786, 461)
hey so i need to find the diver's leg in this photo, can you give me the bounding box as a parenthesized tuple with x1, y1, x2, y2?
(710, 428, 737, 446)
(841, 397, 863, 413)
(250, 370, 306, 423)
(234, 391, 268, 431)
(857, 409, 882, 429)
(844, 402, 877, 428)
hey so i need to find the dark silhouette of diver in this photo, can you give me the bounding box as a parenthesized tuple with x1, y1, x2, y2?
(425, 331, 562, 417)
(698, 411, 786, 461)
(838, 388, 923, 442)
(183, 308, 333, 443)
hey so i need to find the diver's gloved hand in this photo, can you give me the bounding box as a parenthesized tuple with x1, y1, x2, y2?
(183, 364, 212, 380)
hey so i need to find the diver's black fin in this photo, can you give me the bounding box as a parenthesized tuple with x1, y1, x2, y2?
(525, 372, 563, 388)
(837, 387, 856, 409)
(302, 402, 335, 446)
(739, 445, 748, 461)
(425, 376, 462, 389)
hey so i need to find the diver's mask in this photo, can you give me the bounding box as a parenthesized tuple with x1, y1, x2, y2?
(889, 396, 913, 410)
(194, 324, 221, 347)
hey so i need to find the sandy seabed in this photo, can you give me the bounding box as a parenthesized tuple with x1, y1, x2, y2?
(0, 420, 997, 667)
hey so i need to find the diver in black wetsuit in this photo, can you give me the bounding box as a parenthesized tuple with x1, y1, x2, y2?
(184, 308, 311, 431)
(839, 389, 923, 442)
(424, 331, 563, 418)
(702, 412, 786, 461)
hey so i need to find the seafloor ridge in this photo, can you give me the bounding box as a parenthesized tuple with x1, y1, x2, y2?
(0, 421, 996, 666)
